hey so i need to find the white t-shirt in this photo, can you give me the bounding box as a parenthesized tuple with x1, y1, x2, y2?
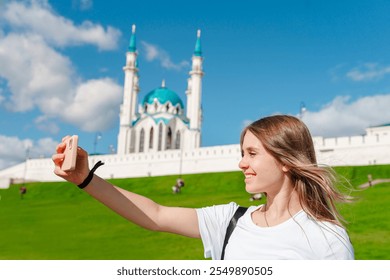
(196, 202, 354, 260)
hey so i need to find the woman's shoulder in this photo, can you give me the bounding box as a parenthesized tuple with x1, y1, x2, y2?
(196, 202, 239, 220)
(302, 213, 347, 234)
(197, 202, 264, 222)
(299, 212, 354, 259)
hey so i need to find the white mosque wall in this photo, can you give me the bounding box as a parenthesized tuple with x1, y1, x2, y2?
(1, 132, 390, 188)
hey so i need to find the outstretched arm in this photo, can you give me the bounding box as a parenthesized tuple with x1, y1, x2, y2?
(52, 136, 200, 238)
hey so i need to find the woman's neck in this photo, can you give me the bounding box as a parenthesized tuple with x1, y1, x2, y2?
(259, 189, 302, 227)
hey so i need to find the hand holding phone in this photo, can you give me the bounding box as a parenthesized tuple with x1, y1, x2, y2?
(61, 135, 79, 171)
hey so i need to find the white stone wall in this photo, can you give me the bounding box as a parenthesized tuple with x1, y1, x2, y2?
(1, 131, 390, 187)
(0, 144, 242, 185)
(313, 126, 390, 166)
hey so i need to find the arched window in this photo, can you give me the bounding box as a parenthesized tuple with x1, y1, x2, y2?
(166, 127, 172, 149)
(144, 104, 148, 112)
(158, 123, 163, 151)
(139, 128, 145, 153)
(149, 127, 154, 149)
(166, 104, 170, 112)
(175, 130, 181, 149)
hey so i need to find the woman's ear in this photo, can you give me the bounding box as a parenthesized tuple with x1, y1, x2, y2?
(282, 165, 289, 172)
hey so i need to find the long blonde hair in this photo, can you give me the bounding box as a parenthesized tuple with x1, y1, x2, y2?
(240, 115, 351, 227)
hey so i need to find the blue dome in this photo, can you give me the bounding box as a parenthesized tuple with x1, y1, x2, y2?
(143, 86, 184, 108)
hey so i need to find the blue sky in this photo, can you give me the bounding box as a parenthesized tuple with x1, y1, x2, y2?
(1, 0, 390, 170)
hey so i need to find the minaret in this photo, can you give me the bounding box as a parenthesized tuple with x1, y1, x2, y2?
(117, 25, 139, 154)
(185, 29, 204, 149)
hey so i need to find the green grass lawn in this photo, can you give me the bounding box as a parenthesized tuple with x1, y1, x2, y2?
(0, 165, 389, 260)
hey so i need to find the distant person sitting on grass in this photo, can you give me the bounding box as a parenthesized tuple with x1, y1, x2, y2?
(249, 193, 262, 201)
(172, 184, 180, 194)
(19, 186, 27, 199)
(172, 178, 185, 194)
(52, 115, 354, 260)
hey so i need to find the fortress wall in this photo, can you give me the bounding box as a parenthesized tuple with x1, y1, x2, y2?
(0, 144, 242, 183)
(89, 144, 242, 179)
(313, 133, 390, 149)
(316, 143, 390, 166)
(1, 139, 389, 186)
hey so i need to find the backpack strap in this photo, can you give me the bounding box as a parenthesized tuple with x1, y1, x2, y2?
(220, 206, 248, 260)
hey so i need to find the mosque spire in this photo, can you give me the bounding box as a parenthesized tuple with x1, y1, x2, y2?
(161, 79, 166, 88)
(128, 24, 137, 52)
(194, 29, 202, 57)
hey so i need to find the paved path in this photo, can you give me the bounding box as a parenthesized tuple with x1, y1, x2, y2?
(358, 178, 390, 189)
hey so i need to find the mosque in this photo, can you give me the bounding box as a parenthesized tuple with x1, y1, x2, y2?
(0, 27, 390, 188)
(117, 25, 203, 155)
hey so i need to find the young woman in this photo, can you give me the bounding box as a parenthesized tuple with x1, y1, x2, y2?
(52, 115, 354, 259)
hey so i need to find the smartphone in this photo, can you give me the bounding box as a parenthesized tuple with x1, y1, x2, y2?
(61, 135, 79, 171)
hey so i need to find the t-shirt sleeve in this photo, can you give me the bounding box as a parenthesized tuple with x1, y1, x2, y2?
(322, 225, 355, 259)
(308, 219, 355, 260)
(196, 202, 239, 260)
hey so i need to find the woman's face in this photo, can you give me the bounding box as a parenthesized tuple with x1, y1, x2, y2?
(239, 131, 288, 194)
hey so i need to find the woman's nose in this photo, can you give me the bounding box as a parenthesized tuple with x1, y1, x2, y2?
(238, 157, 248, 170)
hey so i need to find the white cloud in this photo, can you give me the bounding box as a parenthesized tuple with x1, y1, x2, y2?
(346, 63, 390, 82)
(0, 0, 124, 169)
(2, 0, 120, 50)
(0, 135, 57, 170)
(61, 78, 122, 131)
(142, 41, 159, 60)
(0, 33, 75, 112)
(74, 0, 93, 11)
(141, 41, 189, 71)
(0, 0, 123, 130)
(301, 94, 390, 137)
(33, 137, 59, 158)
(35, 115, 60, 134)
(0, 88, 4, 104)
(0, 33, 122, 130)
(0, 135, 31, 163)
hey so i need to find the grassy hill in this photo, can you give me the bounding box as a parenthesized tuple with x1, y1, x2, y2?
(0, 165, 389, 260)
